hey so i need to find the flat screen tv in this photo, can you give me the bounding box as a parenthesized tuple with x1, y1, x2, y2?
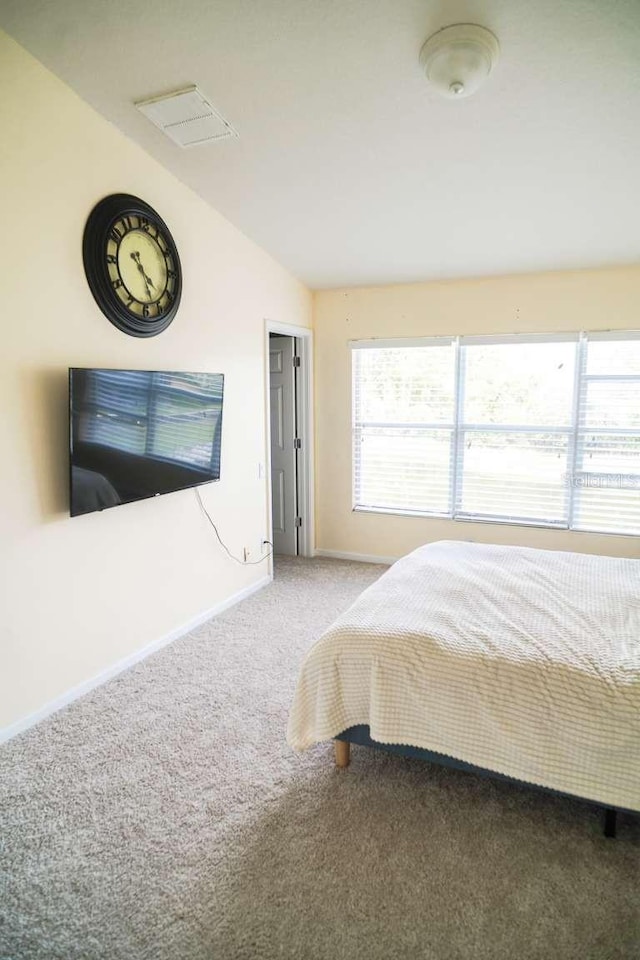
(69, 368, 224, 517)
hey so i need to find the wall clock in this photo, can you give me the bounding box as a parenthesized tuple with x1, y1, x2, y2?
(83, 193, 182, 337)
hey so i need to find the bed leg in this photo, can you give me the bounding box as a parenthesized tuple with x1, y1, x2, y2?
(603, 808, 617, 839)
(334, 739, 351, 768)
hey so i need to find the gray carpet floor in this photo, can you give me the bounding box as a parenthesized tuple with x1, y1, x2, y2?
(1, 557, 639, 960)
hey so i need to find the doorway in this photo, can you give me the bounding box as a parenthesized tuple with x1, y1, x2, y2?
(266, 323, 314, 558)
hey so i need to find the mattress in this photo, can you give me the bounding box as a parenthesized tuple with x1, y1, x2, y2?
(287, 541, 640, 811)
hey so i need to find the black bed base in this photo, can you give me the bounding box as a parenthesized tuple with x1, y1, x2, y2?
(335, 725, 632, 839)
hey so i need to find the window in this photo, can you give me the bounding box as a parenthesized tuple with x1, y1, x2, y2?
(352, 333, 640, 535)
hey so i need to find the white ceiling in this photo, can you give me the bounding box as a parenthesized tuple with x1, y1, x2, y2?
(2, 0, 640, 289)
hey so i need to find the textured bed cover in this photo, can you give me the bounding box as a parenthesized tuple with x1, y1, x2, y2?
(287, 541, 640, 811)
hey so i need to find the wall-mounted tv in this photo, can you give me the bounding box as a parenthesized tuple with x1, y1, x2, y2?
(69, 368, 224, 517)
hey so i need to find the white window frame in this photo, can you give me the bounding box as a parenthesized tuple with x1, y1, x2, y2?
(351, 331, 640, 536)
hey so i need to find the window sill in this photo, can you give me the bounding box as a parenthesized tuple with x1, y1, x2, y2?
(352, 506, 637, 537)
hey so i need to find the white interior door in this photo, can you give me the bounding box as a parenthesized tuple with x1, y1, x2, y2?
(269, 335, 298, 555)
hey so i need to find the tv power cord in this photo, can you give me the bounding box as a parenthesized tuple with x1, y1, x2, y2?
(195, 488, 273, 565)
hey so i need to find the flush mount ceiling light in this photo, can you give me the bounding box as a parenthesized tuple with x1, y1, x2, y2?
(419, 24, 500, 99)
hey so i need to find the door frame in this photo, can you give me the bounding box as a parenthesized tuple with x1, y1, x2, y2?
(264, 319, 314, 558)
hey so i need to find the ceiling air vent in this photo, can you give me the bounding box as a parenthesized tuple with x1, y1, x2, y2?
(135, 85, 238, 148)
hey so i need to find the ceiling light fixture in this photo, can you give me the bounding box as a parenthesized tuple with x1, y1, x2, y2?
(419, 24, 500, 100)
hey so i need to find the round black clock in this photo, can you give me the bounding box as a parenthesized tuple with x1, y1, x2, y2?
(82, 193, 182, 337)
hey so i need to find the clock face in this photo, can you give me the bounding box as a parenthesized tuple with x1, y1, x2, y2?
(83, 194, 182, 337)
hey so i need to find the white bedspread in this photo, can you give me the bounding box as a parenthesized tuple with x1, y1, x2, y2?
(287, 541, 640, 811)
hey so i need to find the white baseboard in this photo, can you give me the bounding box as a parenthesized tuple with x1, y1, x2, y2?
(314, 548, 396, 566)
(0, 574, 271, 746)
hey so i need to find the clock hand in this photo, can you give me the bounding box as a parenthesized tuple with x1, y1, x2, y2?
(136, 263, 156, 290)
(131, 252, 156, 288)
(130, 251, 156, 300)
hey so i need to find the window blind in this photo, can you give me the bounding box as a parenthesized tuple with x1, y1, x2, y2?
(572, 336, 640, 535)
(351, 332, 640, 536)
(352, 340, 455, 515)
(455, 338, 577, 526)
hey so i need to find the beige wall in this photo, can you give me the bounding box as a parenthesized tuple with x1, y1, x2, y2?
(0, 32, 311, 730)
(314, 267, 640, 561)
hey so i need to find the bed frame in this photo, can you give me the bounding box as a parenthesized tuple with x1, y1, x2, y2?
(334, 725, 626, 838)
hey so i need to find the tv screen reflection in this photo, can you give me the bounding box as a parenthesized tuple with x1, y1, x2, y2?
(69, 368, 224, 516)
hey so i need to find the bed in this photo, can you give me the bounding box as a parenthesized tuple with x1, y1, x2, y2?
(287, 541, 640, 836)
